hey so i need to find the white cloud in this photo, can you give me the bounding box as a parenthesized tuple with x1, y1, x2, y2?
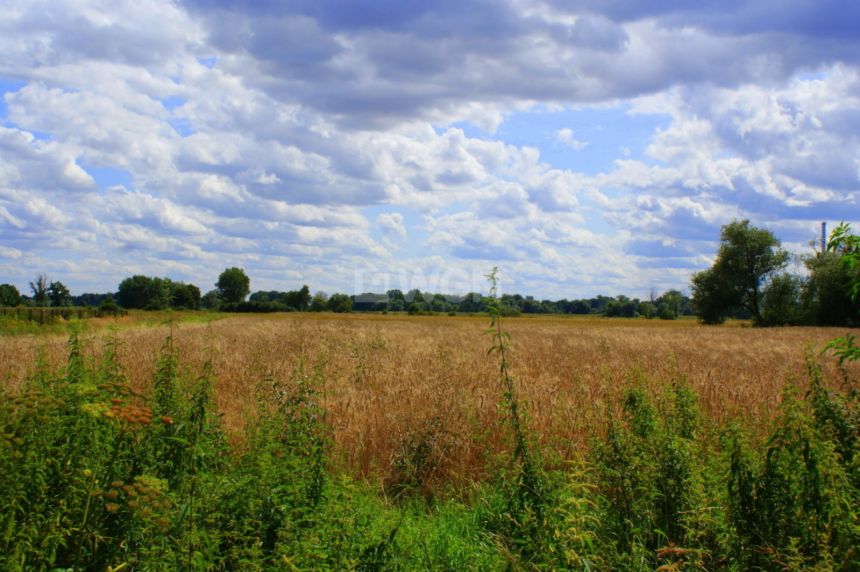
(0, 0, 857, 297)
(377, 212, 406, 238)
(0, 245, 23, 259)
(556, 128, 588, 150)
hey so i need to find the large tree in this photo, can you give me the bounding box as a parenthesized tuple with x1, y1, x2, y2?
(691, 220, 789, 325)
(0, 284, 21, 306)
(48, 281, 71, 307)
(282, 285, 311, 311)
(803, 240, 860, 327)
(29, 273, 50, 307)
(822, 223, 860, 363)
(760, 273, 804, 326)
(170, 282, 201, 310)
(326, 293, 352, 313)
(216, 267, 250, 304)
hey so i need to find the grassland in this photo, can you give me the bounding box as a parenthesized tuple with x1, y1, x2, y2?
(1, 312, 858, 569)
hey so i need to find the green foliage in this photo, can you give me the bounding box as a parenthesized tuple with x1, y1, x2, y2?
(48, 280, 71, 307)
(727, 375, 860, 570)
(201, 288, 223, 310)
(804, 251, 860, 327)
(0, 332, 393, 570)
(591, 379, 710, 568)
(216, 267, 251, 304)
(220, 300, 294, 313)
(99, 293, 120, 313)
(29, 273, 50, 307)
(0, 283, 21, 306)
(327, 292, 353, 313)
(284, 284, 312, 311)
(310, 292, 328, 312)
(482, 267, 547, 564)
(691, 266, 736, 324)
(760, 272, 804, 326)
(824, 334, 860, 366)
(170, 282, 201, 310)
(656, 289, 685, 320)
(117, 276, 200, 311)
(692, 219, 790, 325)
(822, 223, 860, 365)
(249, 285, 312, 311)
(118, 275, 169, 309)
(828, 222, 860, 299)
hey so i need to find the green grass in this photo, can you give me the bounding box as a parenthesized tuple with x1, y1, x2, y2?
(0, 309, 226, 337)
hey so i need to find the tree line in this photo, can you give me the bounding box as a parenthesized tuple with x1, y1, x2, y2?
(691, 220, 859, 327)
(1, 267, 693, 319)
(4, 221, 855, 326)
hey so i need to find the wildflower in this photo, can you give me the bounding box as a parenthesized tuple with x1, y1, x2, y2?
(105, 503, 120, 513)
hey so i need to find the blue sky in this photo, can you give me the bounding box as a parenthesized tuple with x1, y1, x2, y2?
(0, 0, 858, 299)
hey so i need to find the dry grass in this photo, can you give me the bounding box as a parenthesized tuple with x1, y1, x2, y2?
(1, 313, 855, 486)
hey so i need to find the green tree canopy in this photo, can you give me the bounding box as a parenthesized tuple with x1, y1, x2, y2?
(822, 222, 860, 363)
(30, 273, 50, 307)
(170, 282, 201, 310)
(117, 275, 171, 309)
(327, 293, 352, 313)
(99, 294, 120, 313)
(691, 220, 789, 325)
(656, 290, 684, 320)
(0, 284, 21, 306)
(48, 281, 71, 307)
(117, 276, 200, 310)
(201, 289, 223, 310)
(802, 250, 860, 326)
(310, 292, 328, 312)
(760, 273, 803, 326)
(282, 285, 311, 311)
(216, 267, 250, 304)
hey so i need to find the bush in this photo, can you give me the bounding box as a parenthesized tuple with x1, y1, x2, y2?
(219, 300, 293, 313)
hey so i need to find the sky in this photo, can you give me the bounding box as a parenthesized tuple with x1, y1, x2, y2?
(1, 0, 858, 299)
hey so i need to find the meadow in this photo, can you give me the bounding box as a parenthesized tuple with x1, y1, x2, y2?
(1, 312, 858, 569)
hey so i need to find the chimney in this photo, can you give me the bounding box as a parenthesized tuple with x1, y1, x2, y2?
(821, 221, 827, 254)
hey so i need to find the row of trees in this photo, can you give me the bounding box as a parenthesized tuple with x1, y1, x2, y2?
(112, 268, 354, 314)
(1, 265, 691, 319)
(348, 288, 692, 318)
(691, 220, 860, 326)
(116, 276, 201, 310)
(0, 274, 73, 308)
(10, 228, 855, 327)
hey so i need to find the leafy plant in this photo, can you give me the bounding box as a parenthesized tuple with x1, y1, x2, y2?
(823, 222, 860, 364)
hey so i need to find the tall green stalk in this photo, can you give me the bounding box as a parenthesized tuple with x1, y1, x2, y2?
(485, 268, 543, 528)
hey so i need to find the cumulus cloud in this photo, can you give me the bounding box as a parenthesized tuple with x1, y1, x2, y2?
(0, 0, 856, 296)
(556, 128, 588, 150)
(377, 212, 406, 239)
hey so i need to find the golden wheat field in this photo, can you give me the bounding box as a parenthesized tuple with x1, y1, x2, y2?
(1, 313, 856, 487)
